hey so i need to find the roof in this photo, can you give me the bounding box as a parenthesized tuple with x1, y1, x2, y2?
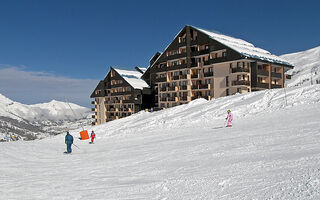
(113, 68, 149, 89)
(192, 26, 293, 67)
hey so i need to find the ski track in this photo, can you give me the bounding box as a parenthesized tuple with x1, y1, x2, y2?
(1, 85, 320, 199)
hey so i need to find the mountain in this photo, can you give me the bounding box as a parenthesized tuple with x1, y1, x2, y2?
(2, 84, 320, 199)
(0, 93, 92, 141)
(281, 46, 320, 87)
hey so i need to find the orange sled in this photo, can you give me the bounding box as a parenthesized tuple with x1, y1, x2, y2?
(80, 130, 89, 140)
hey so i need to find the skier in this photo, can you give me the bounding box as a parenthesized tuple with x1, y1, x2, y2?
(225, 110, 233, 127)
(65, 132, 74, 153)
(90, 130, 96, 144)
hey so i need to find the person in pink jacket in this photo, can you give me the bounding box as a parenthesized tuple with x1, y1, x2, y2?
(225, 110, 233, 127)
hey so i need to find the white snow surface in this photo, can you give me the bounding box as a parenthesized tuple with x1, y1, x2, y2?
(280, 46, 320, 87)
(0, 94, 90, 121)
(1, 84, 320, 199)
(113, 68, 149, 89)
(193, 26, 292, 66)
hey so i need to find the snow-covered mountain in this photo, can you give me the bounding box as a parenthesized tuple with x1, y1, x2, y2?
(281, 46, 320, 87)
(1, 84, 320, 199)
(0, 93, 92, 141)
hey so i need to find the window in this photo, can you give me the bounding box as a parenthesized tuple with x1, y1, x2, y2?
(226, 89, 229, 96)
(205, 79, 211, 84)
(205, 45, 209, 50)
(237, 88, 241, 93)
(226, 76, 229, 87)
(222, 52, 227, 57)
(237, 62, 241, 68)
(230, 63, 233, 68)
(206, 91, 211, 96)
(209, 67, 214, 73)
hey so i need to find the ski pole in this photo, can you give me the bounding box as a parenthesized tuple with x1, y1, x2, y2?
(72, 144, 80, 149)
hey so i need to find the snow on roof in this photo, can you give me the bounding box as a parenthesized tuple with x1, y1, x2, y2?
(192, 26, 293, 66)
(137, 67, 147, 73)
(113, 68, 149, 89)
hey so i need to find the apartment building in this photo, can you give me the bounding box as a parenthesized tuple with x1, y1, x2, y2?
(90, 67, 152, 125)
(141, 25, 294, 109)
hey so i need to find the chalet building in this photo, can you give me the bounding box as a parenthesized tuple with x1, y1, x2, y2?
(90, 67, 152, 125)
(141, 25, 294, 109)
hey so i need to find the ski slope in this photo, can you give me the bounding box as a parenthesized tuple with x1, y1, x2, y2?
(1, 85, 320, 199)
(281, 46, 320, 87)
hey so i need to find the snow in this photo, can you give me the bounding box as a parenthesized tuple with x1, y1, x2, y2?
(193, 26, 293, 66)
(1, 84, 320, 199)
(280, 46, 320, 87)
(113, 68, 149, 89)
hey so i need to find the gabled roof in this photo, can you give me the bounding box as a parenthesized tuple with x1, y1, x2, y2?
(90, 81, 104, 98)
(191, 26, 293, 67)
(113, 68, 149, 89)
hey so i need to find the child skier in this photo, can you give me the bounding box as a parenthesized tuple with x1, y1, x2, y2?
(225, 110, 233, 127)
(90, 131, 96, 143)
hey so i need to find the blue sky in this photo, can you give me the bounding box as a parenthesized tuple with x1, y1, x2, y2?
(0, 0, 319, 106)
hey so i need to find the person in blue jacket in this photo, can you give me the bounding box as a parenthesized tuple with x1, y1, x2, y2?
(65, 132, 74, 153)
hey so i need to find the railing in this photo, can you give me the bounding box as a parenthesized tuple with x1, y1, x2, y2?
(91, 115, 95, 119)
(160, 97, 167, 102)
(166, 52, 187, 60)
(191, 74, 198, 79)
(160, 87, 167, 92)
(256, 82, 269, 89)
(173, 76, 179, 80)
(180, 85, 187, 90)
(204, 72, 213, 77)
(271, 84, 282, 89)
(91, 101, 95, 104)
(191, 96, 200, 100)
(180, 96, 188, 101)
(257, 69, 269, 76)
(180, 74, 187, 79)
(155, 77, 166, 82)
(271, 72, 282, 79)
(168, 86, 176, 91)
(167, 97, 175, 101)
(91, 108, 95, 111)
(192, 84, 209, 89)
(190, 62, 198, 67)
(203, 60, 210, 66)
(232, 80, 250, 86)
(232, 68, 249, 73)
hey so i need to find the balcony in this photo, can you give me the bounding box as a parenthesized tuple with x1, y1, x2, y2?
(271, 84, 282, 89)
(232, 80, 250, 86)
(180, 85, 187, 90)
(167, 97, 175, 102)
(256, 82, 269, 89)
(232, 68, 249, 73)
(190, 62, 198, 68)
(271, 72, 282, 79)
(91, 101, 95, 104)
(173, 76, 180, 80)
(180, 74, 187, 79)
(191, 49, 209, 57)
(91, 122, 96, 126)
(160, 87, 167, 92)
(91, 108, 95, 111)
(191, 96, 201, 100)
(192, 84, 209, 90)
(91, 115, 95, 119)
(155, 77, 167, 82)
(160, 97, 167, 102)
(191, 74, 199, 79)
(180, 96, 188, 101)
(166, 63, 187, 71)
(203, 60, 210, 66)
(168, 86, 176, 91)
(257, 69, 269, 77)
(204, 72, 214, 77)
(166, 52, 186, 60)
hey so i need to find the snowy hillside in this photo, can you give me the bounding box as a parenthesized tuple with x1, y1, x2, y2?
(0, 93, 92, 141)
(1, 84, 320, 199)
(281, 46, 320, 87)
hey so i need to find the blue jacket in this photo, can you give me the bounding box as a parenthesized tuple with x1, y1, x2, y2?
(65, 133, 74, 145)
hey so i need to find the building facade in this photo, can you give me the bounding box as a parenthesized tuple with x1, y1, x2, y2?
(142, 25, 294, 109)
(90, 67, 151, 125)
